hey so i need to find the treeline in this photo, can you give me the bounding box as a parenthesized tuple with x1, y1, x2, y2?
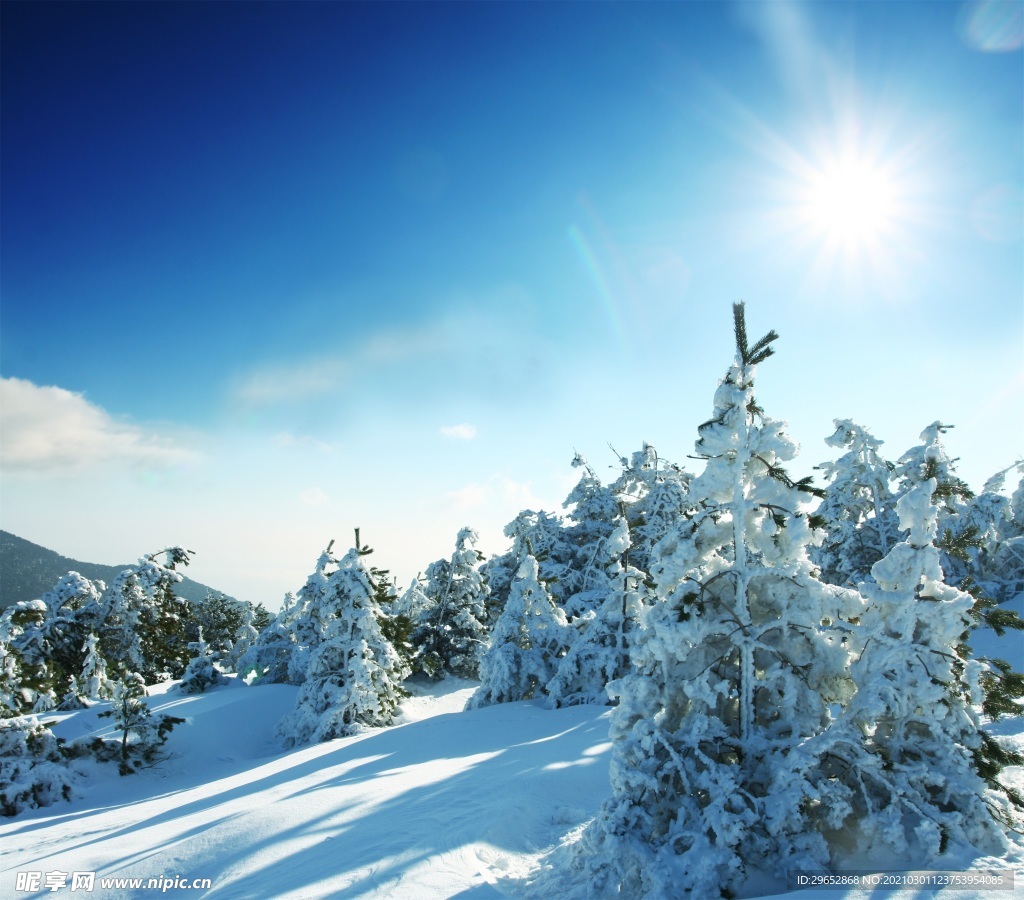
(2, 305, 1022, 890)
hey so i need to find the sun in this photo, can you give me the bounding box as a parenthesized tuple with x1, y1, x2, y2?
(800, 155, 900, 248)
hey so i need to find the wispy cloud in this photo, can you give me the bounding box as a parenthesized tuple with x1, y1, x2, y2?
(229, 321, 448, 410)
(274, 431, 336, 453)
(440, 423, 477, 441)
(445, 483, 490, 511)
(0, 377, 195, 474)
(444, 475, 545, 513)
(232, 359, 350, 408)
(299, 487, 331, 507)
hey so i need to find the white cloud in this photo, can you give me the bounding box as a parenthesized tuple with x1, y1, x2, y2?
(499, 477, 546, 511)
(444, 476, 545, 514)
(440, 423, 477, 441)
(0, 377, 195, 474)
(445, 483, 490, 510)
(299, 487, 331, 507)
(274, 431, 336, 453)
(232, 358, 349, 407)
(229, 321, 448, 410)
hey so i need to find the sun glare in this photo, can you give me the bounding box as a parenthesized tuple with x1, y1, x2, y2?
(801, 156, 899, 247)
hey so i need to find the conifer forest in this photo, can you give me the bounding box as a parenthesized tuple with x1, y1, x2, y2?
(3, 305, 1022, 897)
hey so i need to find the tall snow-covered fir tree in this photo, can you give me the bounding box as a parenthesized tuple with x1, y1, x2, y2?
(470, 552, 570, 708)
(276, 544, 409, 748)
(576, 304, 863, 896)
(412, 527, 490, 680)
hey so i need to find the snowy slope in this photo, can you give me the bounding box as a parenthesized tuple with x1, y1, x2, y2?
(1, 676, 1021, 899)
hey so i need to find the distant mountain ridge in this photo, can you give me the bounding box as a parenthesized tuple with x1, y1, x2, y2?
(0, 530, 235, 610)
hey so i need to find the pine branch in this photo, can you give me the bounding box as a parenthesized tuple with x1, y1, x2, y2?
(732, 302, 779, 367)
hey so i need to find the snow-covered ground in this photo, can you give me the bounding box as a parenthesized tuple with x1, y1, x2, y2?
(2, 675, 1021, 899)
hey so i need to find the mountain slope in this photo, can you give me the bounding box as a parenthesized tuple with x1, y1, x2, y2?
(0, 531, 234, 609)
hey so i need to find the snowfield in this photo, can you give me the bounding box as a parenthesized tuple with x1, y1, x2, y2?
(1, 675, 1021, 899)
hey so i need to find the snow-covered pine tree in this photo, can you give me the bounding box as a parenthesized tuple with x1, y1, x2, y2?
(275, 542, 409, 748)
(812, 419, 899, 587)
(896, 423, 976, 575)
(185, 592, 249, 660)
(0, 615, 23, 717)
(943, 470, 1024, 730)
(286, 542, 340, 684)
(577, 304, 862, 897)
(36, 573, 105, 709)
(97, 569, 146, 680)
(412, 528, 490, 680)
(546, 516, 648, 708)
(2, 601, 58, 714)
(236, 592, 301, 684)
(815, 479, 1017, 856)
(178, 628, 226, 694)
(617, 446, 693, 579)
(362, 536, 415, 676)
(94, 674, 184, 775)
(0, 718, 76, 816)
(961, 463, 1024, 604)
(223, 606, 260, 674)
(132, 548, 194, 681)
(470, 552, 569, 708)
(560, 454, 622, 616)
(76, 633, 113, 703)
(396, 575, 433, 623)
(483, 509, 573, 627)
(900, 443, 1024, 743)
(98, 548, 193, 683)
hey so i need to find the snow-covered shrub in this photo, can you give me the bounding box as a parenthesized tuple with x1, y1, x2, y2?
(0, 718, 76, 816)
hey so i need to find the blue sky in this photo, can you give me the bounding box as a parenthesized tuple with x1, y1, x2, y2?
(2, 1, 1021, 608)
